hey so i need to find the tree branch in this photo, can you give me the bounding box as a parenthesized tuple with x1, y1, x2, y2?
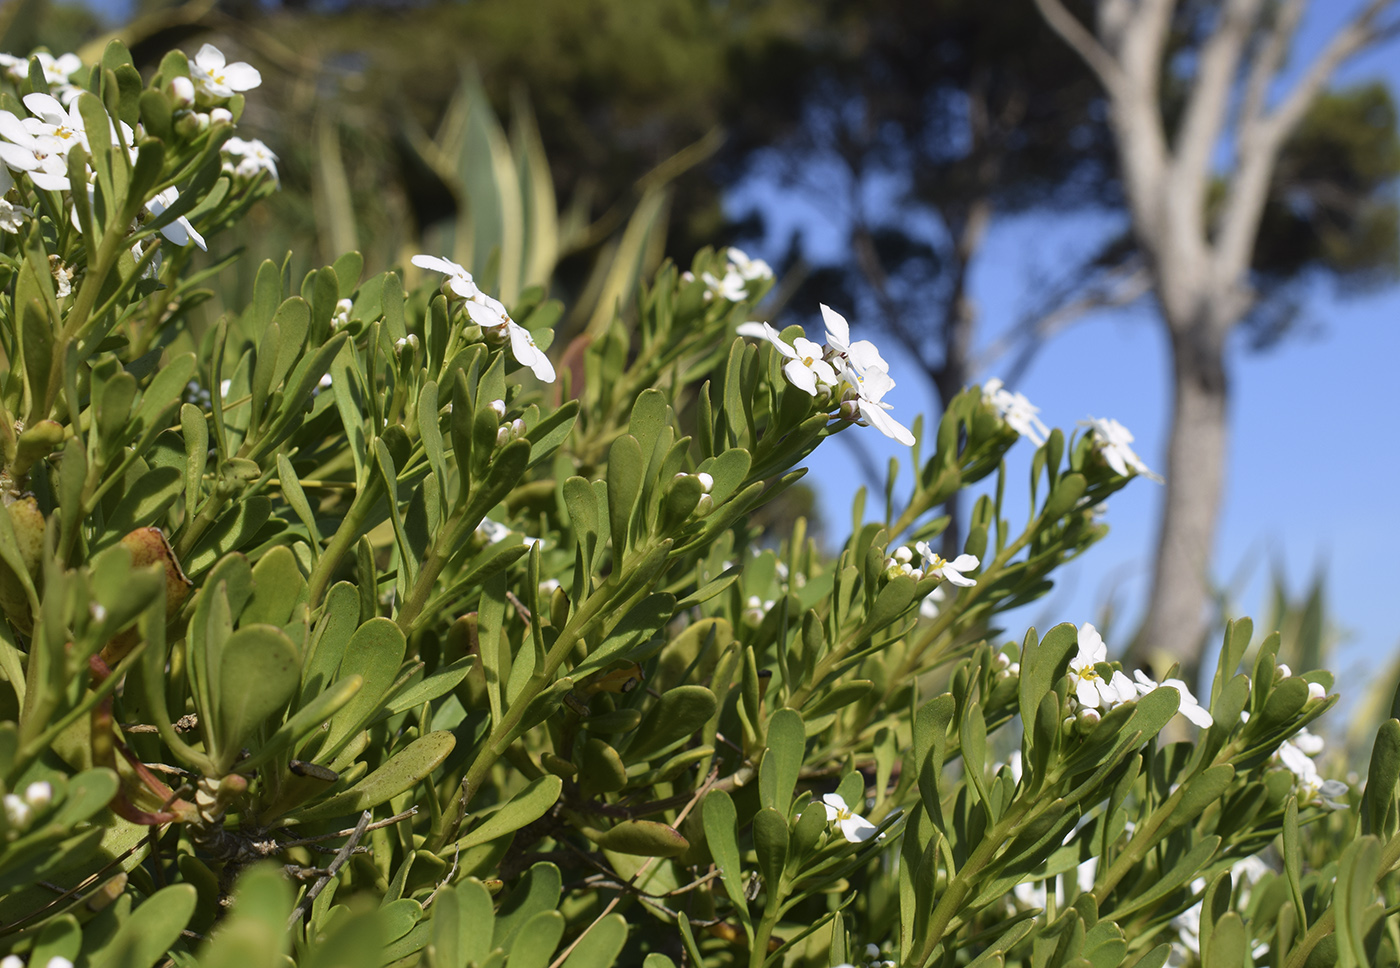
(1031, 0, 1126, 93)
(1238, 0, 1306, 132)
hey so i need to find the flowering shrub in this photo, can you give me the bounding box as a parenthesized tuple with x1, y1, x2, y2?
(0, 39, 1395, 968)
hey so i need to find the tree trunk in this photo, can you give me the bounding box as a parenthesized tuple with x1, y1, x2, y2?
(1135, 318, 1229, 687)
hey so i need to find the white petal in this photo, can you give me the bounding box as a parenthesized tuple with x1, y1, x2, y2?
(1078, 624, 1107, 663)
(839, 813, 879, 843)
(949, 554, 979, 572)
(861, 404, 915, 446)
(1075, 678, 1101, 708)
(819, 303, 850, 346)
(195, 44, 226, 70)
(783, 359, 819, 395)
(21, 92, 65, 123)
(221, 62, 261, 91)
(412, 253, 466, 276)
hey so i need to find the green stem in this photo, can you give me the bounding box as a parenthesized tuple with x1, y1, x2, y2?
(306, 477, 383, 608)
(911, 797, 1037, 967)
(1283, 830, 1400, 968)
(395, 510, 466, 635)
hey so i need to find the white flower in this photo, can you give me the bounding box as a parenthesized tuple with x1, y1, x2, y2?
(187, 44, 261, 100)
(0, 195, 30, 234)
(462, 291, 556, 383)
(822, 793, 878, 843)
(0, 109, 73, 190)
(983, 378, 1048, 446)
(1275, 737, 1348, 809)
(222, 136, 280, 186)
(1085, 416, 1162, 482)
(1131, 670, 1213, 728)
(0, 53, 27, 83)
(736, 321, 837, 395)
(18, 92, 89, 156)
(842, 367, 916, 446)
(702, 269, 747, 302)
(146, 187, 206, 250)
(727, 246, 773, 280)
(45, 959, 74, 968)
(914, 542, 979, 587)
(413, 253, 481, 300)
(1068, 623, 1136, 709)
(820, 304, 890, 380)
(477, 519, 511, 544)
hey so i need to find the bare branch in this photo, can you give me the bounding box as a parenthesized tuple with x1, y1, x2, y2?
(288, 810, 372, 931)
(1238, 0, 1306, 131)
(1031, 0, 1126, 93)
(1266, 0, 1400, 138)
(1173, 0, 1267, 215)
(1217, 0, 1400, 285)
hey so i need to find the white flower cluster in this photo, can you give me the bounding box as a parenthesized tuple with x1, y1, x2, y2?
(0, 43, 269, 250)
(1066, 623, 1213, 729)
(701, 246, 772, 302)
(0, 51, 83, 102)
(1254, 705, 1347, 809)
(412, 254, 556, 383)
(738, 304, 915, 445)
(2, 781, 52, 835)
(1084, 415, 1161, 481)
(834, 943, 896, 968)
(222, 136, 280, 187)
(983, 378, 1048, 446)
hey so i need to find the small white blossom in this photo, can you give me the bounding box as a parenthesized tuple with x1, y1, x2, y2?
(841, 368, 916, 446)
(726, 246, 773, 280)
(0, 109, 73, 190)
(820, 304, 890, 380)
(0, 196, 30, 234)
(822, 793, 878, 843)
(222, 136, 279, 185)
(983, 378, 1048, 446)
(702, 269, 747, 302)
(914, 542, 979, 587)
(187, 44, 261, 100)
(1068, 623, 1135, 709)
(736, 321, 837, 395)
(463, 291, 556, 383)
(1131, 670, 1213, 728)
(1085, 416, 1162, 482)
(918, 585, 946, 619)
(146, 187, 206, 250)
(1275, 736, 1348, 810)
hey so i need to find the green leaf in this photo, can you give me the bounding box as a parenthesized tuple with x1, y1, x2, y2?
(454, 775, 563, 852)
(504, 910, 565, 968)
(607, 433, 644, 555)
(241, 545, 306, 627)
(753, 806, 789, 891)
(290, 730, 455, 822)
(89, 884, 197, 968)
(702, 790, 750, 933)
(1336, 836, 1383, 968)
(560, 913, 628, 968)
(214, 625, 299, 771)
(493, 862, 562, 951)
(1109, 836, 1220, 918)
(759, 708, 805, 813)
(626, 685, 716, 763)
(1361, 719, 1400, 838)
(593, 819, 689, 857)
(319, 617, 407, 758)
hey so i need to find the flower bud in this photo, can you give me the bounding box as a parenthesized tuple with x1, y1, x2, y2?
(23, 781, 51, 810)
(695, 472, 714, 493)
(173, 110, 203, 138)
(488, 399, 507, 419)
(209, 107, 233, 125)
(394, 334, 419, 354)
(1275, 663, 1292, 680)
(170, 75, 196, 107)
(336, 298, 353, 315)
(3, 793, 31, 831)
(839, 399, 861, 422)
(2, 954, 23, 968)
(495, 427, 510, 447)
(694, 493, 714, 518)
(1076, 708, 1102, 734)
(994, 651, 1011, 671)
(1307, 681, 1326, 701)
(509, 418, 527, 440)
(1007, 662, 1021, 677)
(894, 546, 913, 564)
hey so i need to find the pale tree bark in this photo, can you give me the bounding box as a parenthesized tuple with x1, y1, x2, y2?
(1032, 0, 1400, 681)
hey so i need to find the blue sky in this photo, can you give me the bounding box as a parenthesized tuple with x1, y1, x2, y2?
(728, 2, 1400, 695)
